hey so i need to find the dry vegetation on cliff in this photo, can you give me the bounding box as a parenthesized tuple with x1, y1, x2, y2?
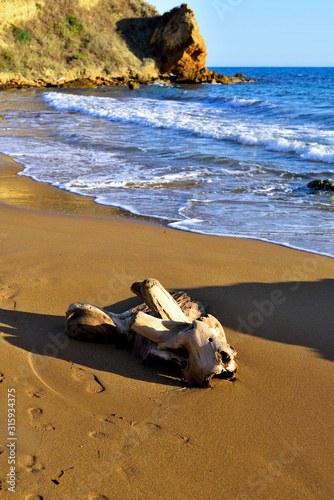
(0, 0, 160, 82)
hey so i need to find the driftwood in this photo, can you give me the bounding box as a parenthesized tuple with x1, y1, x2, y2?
(65, 278, 237, 387)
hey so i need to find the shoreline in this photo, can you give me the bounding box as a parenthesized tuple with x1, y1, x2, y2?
(2, 151, 333, 260)
(0, 72, 254, 92)
(0, 152, 168, 225)
(0, 169, 333, 498)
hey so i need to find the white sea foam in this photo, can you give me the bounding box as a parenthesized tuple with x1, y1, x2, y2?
(226, 96, 263, 107)
(65, 179, 128, 189)
(43, 92, 334, 164)
(150, 81, 169, 87)
(1, 72, 334, 260)
(63, 170, 203, 191)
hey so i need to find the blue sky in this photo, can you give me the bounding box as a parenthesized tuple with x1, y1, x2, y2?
(150, 0, 334, 67)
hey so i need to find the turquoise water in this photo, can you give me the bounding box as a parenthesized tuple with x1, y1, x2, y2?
(0, 67, 333, 255)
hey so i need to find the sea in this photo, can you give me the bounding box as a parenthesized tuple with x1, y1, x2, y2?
(0, 67, 333, 257)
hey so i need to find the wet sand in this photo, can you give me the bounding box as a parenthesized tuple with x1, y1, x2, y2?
(0, 153, 333, 499)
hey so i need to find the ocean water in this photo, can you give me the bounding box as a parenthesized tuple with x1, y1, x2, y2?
(0, 67, 333, 256)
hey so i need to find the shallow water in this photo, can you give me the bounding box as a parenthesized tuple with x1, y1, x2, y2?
(0, 67, 333, 256)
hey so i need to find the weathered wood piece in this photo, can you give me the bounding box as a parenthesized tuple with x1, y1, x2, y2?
(131, 278, 227, 342)
(65, 302, 136, 343)
(131, 278, 190, 322)
(132, 312, 237, 387)
(65, 289, 205, 342)
(170, 291, 206, 321)
(131, 279, 236, 386)
(65, 278, 237, 387)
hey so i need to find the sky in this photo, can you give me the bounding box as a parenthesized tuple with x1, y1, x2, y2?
(150, 0, 334, 67)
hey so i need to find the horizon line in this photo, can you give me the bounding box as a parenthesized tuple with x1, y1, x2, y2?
(207, 65, 334, 68)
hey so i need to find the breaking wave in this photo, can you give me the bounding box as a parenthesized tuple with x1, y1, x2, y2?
(43, 92, 334, 164)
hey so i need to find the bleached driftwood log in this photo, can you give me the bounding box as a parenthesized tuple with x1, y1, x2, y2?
(65, 278, 237, 387)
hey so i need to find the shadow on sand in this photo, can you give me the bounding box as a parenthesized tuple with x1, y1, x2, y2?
(1, 278, 333, 387)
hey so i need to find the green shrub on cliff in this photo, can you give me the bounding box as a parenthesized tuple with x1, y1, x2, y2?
(66, 15, 83, 35)
(11, 25, 31, 45)
(72, 52, 84, 60)
(0, 50, 14, 72)
(0, 0, 160, 81)
(2, 50, 14, 61)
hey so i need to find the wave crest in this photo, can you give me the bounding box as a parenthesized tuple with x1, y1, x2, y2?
(43, 92, 334, 164)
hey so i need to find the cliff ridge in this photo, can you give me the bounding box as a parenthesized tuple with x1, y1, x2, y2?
(0, 1, 252, 88)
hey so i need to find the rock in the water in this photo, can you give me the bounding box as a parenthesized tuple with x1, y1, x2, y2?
(151, 4, 207, 78)
(307, 179, 334, 192)
(59, 78, 96, 88)
(235, 73, 246, 78)
(216, 74, 232, 84)
(230, 76, 243, 83)
(128, 81, 140, 90)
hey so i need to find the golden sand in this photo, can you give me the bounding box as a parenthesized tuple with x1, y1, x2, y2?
(0, 154, 333, 499)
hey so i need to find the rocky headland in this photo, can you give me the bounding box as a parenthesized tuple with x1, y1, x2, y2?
(0, 1, 253, 90)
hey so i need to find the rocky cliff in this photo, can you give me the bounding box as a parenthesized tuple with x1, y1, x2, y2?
(150, 4, 249, 84)
(151, 4, 207, 77)
(0, 1, 251, 88)
(0, 0, 160, 85)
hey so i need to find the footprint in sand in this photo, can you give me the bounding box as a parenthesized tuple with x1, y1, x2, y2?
(28, 408, 55, 431)
(96, 413, 189, 456)
(96, 414, 163, 436)
(19, 454, 44, 473)
(0, 286, 16, 301)
(28, 408, 43, 418)
(88, 495, 109, 500)
(88, 431, 107, 440)
(71, 366, 104, 393)
(92, 414, 165, 456)
(26, 388, 42, 399)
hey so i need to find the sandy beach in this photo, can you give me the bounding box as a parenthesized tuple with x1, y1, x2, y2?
(0, 154, 333, 499)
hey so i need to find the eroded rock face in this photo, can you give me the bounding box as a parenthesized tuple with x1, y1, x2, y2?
(0, 3, 251, 89)
(150, 3, 207, 78)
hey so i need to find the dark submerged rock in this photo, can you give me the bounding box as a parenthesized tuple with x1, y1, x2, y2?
(307, 179, 334, 192)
